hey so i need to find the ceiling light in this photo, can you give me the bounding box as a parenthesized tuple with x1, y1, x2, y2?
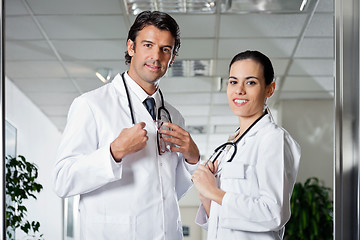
(95, 68, 112, 83)
(221, 0, 311, 13)
(300, 0, 308, 11)
(167, 60, 213, 77)
(126, 0, 216, 14)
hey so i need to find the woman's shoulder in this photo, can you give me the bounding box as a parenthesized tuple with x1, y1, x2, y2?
(259, 120, 295, 141)
(261, 121, 300, 150)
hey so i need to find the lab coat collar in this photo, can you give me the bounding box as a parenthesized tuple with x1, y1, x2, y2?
(112, 72, 161, 110)
(229, 114, 272, 143)
(123, 72, 161, 106)
(111, 72, 161, 125)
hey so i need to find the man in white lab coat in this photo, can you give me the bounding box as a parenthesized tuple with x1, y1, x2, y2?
(53, 11, 200, 240)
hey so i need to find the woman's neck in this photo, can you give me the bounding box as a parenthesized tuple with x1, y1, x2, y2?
(238, 112, 264, 135)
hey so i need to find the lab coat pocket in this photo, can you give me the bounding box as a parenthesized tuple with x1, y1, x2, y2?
(221, 162, 251, 194)
(87, 215, 136, 240)
(221, 162, 245, 179)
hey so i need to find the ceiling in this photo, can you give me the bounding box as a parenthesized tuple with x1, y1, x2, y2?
(4, 0, 334, 157)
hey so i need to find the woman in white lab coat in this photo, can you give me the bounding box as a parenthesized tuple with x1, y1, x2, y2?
(192, 50, 301, 240)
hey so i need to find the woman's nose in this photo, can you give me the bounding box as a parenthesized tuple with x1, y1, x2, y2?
(235, 84, 245, 95)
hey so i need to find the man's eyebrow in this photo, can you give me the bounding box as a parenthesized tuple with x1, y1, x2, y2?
(141, 40, 153, 44)
(141, 40, 173, 49)
(229, 76, 238, 80)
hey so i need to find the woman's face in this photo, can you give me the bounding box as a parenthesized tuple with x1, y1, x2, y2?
(227, 59, 274, 122)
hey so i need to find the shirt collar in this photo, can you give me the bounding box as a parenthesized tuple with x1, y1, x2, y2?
(123, 71, 161, 107)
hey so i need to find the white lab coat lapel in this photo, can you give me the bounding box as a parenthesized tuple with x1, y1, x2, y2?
(112, 73, 157, 131)
(235, 115, 272, 154)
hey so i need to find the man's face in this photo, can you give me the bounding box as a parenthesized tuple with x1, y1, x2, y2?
(127, 25, 175, 94)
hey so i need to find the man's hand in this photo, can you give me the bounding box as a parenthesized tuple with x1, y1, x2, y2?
(160, 122, 200, 164)
(110, 122, 148, 162)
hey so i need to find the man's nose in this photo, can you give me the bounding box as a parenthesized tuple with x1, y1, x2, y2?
(150, 47, 161, 60)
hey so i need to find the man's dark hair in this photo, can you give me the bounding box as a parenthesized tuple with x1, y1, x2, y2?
(124, 11, 181, 65)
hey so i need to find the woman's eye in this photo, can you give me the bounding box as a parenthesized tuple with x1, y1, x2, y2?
(144, 44, 151, 47)
(229, 80, 237, 85)
(246, 80, 256, 85)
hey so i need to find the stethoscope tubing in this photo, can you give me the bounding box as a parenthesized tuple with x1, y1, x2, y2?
(121, 72, 168, 125)
(205, 110, 268, 167)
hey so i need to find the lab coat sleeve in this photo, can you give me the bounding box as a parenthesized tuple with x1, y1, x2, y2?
(174, 116, 199, 200)
(175, 158, 199, 200)
(219, 130, 301, 232)
(195, 204, 209, 230)
(53, 97, 123, 198)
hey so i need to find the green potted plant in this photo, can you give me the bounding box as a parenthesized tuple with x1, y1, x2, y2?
(5, 155, 44, 239)
(284, 177, 333, 240)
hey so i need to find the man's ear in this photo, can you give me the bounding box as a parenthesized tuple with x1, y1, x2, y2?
(169, 55, 176, 67)
(266, 81, 275, 98)
(127, 39, 135, 57)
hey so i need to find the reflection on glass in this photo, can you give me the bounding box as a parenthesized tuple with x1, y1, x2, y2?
(5, 121, 17, 238)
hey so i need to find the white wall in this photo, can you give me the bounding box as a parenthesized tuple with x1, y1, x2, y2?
(5, 77, 63, 240)
(279, 99, 334, 190)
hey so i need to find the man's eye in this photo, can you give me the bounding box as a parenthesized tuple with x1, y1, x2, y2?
(163, 48, 171, 53)
(144, 44, 151, 47)
(246, 81, 256, 85)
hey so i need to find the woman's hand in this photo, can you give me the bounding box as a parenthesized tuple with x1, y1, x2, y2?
(192, 162, 225, 205)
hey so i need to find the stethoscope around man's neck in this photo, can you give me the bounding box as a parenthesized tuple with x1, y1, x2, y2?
(121, 72, 170, 125)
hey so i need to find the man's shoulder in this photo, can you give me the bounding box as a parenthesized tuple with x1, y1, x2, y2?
(164, 101, 182, 116)
(80, 81, 116, 101)
(164, 101, 184, 125)
(69, 81, 118, 112)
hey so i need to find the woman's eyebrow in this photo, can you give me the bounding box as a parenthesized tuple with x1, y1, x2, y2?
(245, 76, 259, 80)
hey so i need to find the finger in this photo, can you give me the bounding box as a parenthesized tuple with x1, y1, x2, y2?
(163, 122, 185, 133)
(213, 159, 219, 173)
(142, 135, 149, 143)
(162, 136, 182, 146)
(169, 145, 183, 154)
(137, 122, 146, 129)
(206, 161, 215, 173)
(160, 129, 183, 139)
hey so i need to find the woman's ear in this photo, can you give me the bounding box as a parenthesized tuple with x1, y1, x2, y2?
(266, 81, 275, 98)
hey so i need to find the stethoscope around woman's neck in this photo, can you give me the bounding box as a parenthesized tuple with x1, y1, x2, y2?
(234, 109, 268, 144)
(205, 109, 268, 167)
(120, 72, 168, 125)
